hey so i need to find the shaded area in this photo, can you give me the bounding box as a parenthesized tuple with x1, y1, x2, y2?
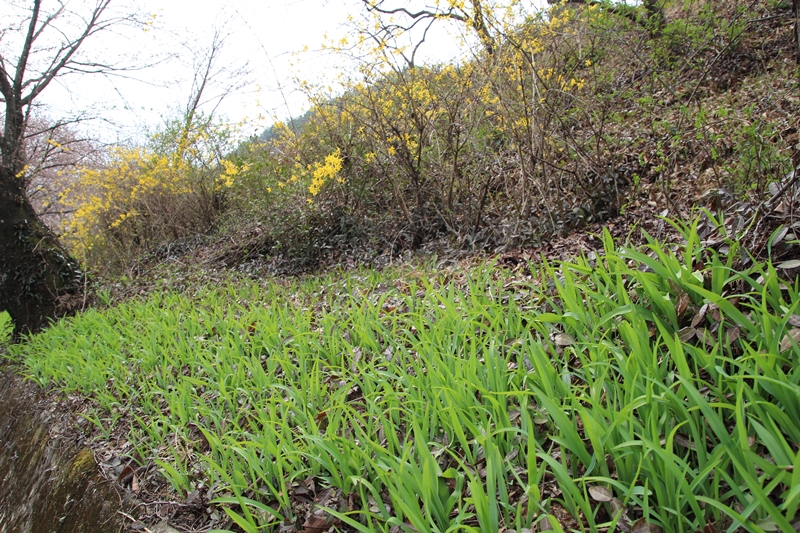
(0, 370, 129, 533)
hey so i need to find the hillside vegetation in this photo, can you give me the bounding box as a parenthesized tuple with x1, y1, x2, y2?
(56, 0, 798, 275)
(3, 0, 800, 532)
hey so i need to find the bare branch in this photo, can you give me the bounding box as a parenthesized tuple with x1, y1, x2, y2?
(359, 0, 495, 57)
(0, 55, 13, 100)
(29, 1, 68, 46)
(365, 1, 468, 22)
(181, 25, 250, 125)
(14, 0, 44, 98)
(20, 0, 114, 106)
(409, 17, 437, 67)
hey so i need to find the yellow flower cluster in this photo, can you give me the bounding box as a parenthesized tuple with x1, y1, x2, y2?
(538, 67, 585, 92)
(219, 159, 250, 188)
(308, 149, 344, 196)
(543, 3, 574, 35)
(15, 165, 30, 179)
(46, 138, 69, 152)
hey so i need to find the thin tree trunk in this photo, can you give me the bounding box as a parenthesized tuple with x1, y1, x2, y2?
(794, 0, 799, 65)
(643, 0, 666, 37)
(0, 166, 82, 334)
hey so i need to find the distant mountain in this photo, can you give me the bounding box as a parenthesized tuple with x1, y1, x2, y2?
(259, 109, 315, 143)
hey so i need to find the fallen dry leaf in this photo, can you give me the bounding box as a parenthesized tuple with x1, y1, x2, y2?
(631, 517, 663, 533)
(678, 327, 696, 343)
(588, 485, 613, 502)
(691, 304, 708, 328)
(299, 514, 329, 533)
(117, 462, 135, 488)
(555, 333, 575, 346)
(777, 260, 800, 269)
(779, 328, 800, 352)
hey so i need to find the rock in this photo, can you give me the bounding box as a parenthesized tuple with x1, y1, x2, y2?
(0, 370, 132, 533)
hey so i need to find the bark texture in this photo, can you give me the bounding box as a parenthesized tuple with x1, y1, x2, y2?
(0, 167, 82, 334)
(794, 0, 799, 65)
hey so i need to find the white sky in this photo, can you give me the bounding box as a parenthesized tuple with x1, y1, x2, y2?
(10, 0, 552, 144)
(34, 0, 473, 143)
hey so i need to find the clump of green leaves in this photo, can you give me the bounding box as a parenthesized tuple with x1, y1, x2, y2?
(9, 216, 800, 532)
(726, 109, 793, 197)
(0, 311, 13, 347)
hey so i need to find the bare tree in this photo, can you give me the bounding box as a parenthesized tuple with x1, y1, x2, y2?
(0, 0, 140, 333)
(178, 27, 250, 147)
(360, 0, 497, 63)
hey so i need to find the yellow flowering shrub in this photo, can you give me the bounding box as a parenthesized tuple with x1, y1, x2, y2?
(212, 0, 641, 258)
(60, 146, 187, 255)
(219, 159, 250, 188)
(59, 117, 238, 268)
(307, 149, 344, 196)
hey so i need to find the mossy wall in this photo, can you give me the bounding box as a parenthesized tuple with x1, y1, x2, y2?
(0, 371, 129, 533)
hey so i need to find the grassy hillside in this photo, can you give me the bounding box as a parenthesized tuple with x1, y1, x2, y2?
(6, 216, 800, 532)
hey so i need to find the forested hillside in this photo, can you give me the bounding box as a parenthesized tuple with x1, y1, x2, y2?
(3, 1, 800, 532)
(50, 0, 799, 278)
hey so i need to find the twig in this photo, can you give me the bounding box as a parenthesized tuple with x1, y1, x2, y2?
(117, 509, 139, 522)
(139, 500, 202, 508)
(748, 14, 787, 23)
(762, 165, 800, 214)
(81, 268, 88, 312)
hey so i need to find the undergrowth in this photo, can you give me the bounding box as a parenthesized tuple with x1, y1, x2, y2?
(7, 215, 800, 533)
(53, 0, 799, 276)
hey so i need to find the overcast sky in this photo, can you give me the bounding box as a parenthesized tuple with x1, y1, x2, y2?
(10, 0, 550, 143)
(30, 0, 472, 143)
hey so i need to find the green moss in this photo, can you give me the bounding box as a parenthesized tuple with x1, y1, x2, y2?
(67, 448, 95, 479)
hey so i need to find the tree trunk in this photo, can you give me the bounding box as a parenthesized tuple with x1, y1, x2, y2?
(794, 0, 799, 65)
(0, 167, 83, 334)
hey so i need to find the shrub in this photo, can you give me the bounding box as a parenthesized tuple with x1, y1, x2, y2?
(59, 115, 240, 272)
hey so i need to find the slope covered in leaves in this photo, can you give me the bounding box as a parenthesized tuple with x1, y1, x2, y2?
(58, 0, 800, 277)
(205, 0, 799, 273)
